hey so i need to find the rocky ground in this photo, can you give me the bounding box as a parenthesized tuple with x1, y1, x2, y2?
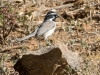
(0, 0, 100, 75)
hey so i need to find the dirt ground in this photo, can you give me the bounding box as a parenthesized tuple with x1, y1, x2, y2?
(0, 0, 100, 75)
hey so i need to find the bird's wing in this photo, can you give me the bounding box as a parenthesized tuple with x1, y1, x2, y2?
(35, 21, 55, 37)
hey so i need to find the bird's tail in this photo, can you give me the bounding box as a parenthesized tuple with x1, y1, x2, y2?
(17, 28, 38, 42)
(18, 32, 36, 41)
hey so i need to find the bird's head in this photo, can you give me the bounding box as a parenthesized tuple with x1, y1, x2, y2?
(44, 9, 59, 21)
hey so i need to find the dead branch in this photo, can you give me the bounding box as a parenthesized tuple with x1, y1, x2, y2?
(0, 45, 23, 53)
(52, 3, 74, 10)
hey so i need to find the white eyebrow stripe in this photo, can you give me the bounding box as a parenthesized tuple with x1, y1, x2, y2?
(47, 12, 57, 15)
(51, 13, 56, 15)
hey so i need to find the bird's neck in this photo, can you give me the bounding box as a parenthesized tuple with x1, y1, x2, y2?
(44, 18, 56, 22)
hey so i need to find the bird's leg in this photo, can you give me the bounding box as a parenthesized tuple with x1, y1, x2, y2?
(45, 39, 52, 46)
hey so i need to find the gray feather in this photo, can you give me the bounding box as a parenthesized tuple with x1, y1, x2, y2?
(35, 21, 55, 38)
(18, 27, 38, 41)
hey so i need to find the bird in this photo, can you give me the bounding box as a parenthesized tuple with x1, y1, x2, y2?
(18, 9, 59, 46)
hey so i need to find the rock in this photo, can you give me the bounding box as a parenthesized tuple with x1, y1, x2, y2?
(14, 47, 62, 75)
(14, 46, 78, 75)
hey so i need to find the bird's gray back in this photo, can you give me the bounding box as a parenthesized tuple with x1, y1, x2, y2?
(35, 20, 56, 38)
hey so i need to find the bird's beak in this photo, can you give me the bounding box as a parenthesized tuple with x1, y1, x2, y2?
(58, 14, 64, 20)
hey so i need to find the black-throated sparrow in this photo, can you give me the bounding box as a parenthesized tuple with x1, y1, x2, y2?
(18, 10, 59, 45)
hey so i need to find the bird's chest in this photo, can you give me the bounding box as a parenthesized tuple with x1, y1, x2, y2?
(44, 24, 56, 39)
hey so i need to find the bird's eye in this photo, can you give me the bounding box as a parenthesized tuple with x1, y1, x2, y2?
(54, 14, 58, 18)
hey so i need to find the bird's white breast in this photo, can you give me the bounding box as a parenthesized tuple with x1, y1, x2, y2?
(44, 22, 56, 39)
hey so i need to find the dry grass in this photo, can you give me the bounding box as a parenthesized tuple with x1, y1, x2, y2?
(0, 0, 100, 75)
